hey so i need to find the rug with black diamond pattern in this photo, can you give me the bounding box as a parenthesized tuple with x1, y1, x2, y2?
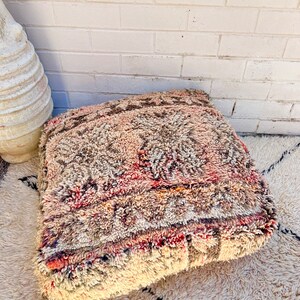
(0, 136, 299, 300)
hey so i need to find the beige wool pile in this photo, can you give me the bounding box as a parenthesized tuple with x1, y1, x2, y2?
(0, 135, 299, 300)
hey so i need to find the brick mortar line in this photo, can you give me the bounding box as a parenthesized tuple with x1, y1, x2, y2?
(25, 26, 300, 39)
(46, 71, 300, 83)
(45, 71, 300, 86)
(240, 60, 248, 81)
(230, 117, 297, 121)
(117, 4, 122, 29)
(216, 34, 222, 57)
(56, 93, 300, 105)
(7, 0, 300, 10)
(24, 25, 300, 37)
(36, 50, 300, 62)
(265, 82, 272, 100)
(281, 38, 290, 58)
(253, 8, 261, 32)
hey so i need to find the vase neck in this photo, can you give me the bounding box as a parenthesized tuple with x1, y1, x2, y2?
(0, 1, 23, 45)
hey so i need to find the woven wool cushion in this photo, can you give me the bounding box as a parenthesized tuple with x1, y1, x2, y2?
(36, 90, 277, 300)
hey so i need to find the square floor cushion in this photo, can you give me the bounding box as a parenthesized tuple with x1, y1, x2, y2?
(36, 90, 276, 300)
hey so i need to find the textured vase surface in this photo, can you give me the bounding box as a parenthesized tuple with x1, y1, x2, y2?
(0, 1, 53, 163)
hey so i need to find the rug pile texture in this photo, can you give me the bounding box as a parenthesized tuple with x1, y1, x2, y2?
(0, 136, 299, 299)
(35, 90, 276, 299)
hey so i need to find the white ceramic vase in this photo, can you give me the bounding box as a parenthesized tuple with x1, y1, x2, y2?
(0, 1, 53, 163)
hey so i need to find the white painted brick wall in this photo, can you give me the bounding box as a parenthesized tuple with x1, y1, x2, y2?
(94, 75, 211, 94)
(233, 100, 292, 119)
(53, 2, 120, 28)
(210, 81, 270, 99)
(26, 27, 91, 51)
(244, 61, 300, 81)
(228, 119, 259, 133)
(188, 7, 258, 32)
(257, 121, 300, 135)
(256, 10, 300, 35)
(91, 31, 154, 53)
(284, 38, 300, 59)
(227, 0, 299, 8)
(211, 99, 235, 117)
(121, 5, 188, 30)
(219, 35, 286, 58)
(291, 104, 300, 119)
(4, 0, 300, 135)
(60, 53, 121, 73)
(122, 55, 182, 76)
(156, 32, 219, 55)
(182, 58, 246, 80)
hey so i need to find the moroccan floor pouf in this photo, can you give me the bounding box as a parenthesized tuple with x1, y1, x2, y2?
(36, 90, 277, 300)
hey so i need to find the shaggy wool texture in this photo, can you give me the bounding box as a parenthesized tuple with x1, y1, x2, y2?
(0, 135, 299, 300)
(36, 90, 276, 299)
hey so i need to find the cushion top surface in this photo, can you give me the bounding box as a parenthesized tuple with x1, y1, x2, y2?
(36, 90, 276, 300)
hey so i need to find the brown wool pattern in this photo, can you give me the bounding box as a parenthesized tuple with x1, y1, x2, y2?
(36, 90, 277, 300)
